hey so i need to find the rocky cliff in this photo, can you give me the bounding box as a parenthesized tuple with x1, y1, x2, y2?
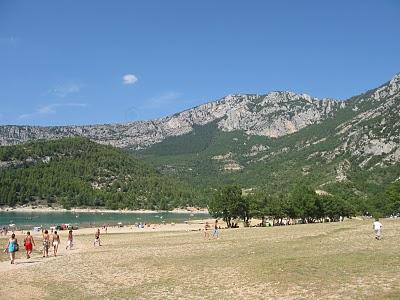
(0, 91, 344, 149)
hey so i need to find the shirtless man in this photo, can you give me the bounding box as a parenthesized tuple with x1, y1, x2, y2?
(66, 230, 73, 250)
(212, 220, 220, 239)
(42, 230, 50, 257)
(52, 230, 60, 256)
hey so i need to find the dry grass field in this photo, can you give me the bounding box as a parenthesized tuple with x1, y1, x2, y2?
(0, 218, 399, 299)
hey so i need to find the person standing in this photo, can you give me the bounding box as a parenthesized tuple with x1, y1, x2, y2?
(52, 231, 60, 256)
(66, 230, 73, 250)
(42, 230, 50, 257)
(6, 233, 18, 264)
(24, 231, 35, 259)
(212, 220, 220, 239)
(373, 218, 383, 240)
(204, 221, 210, 239)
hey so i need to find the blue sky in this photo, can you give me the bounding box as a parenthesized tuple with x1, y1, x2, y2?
(1, 0, 399, 126)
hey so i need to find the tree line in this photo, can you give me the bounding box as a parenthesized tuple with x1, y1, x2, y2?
(208, 181, 400, 228)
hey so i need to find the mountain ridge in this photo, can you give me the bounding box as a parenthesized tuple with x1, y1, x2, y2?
(0, 88, 347, 149)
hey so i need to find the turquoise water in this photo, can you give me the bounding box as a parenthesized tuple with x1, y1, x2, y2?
(0, 211, 209, 230)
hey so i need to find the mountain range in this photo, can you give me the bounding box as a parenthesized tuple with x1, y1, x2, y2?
(1, 73, 400, 209)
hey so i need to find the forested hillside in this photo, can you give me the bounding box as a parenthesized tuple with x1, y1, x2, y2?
(138, 75, 400, 216)
(0, 138, 202, 209)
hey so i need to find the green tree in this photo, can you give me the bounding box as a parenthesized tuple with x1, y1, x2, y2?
(208, 185, 249, 228)
(385, 180, 400, 215)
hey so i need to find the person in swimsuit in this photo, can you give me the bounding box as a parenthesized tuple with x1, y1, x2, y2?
(52, 231, 60, 256)
(24, 231, 35, 259)
(204, 221, 210, 239)
(66, 230, 73, 250)
(6, 233, 18, 264)
(42, 230, 50, 257)
(94, 228, 101, 246)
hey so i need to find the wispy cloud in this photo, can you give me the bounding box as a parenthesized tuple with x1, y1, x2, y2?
(45, 83, 83, 98)
(18, 103, 87, 120)
(123, 74, 138, 85)
(145, 91, 182, 108)
(124, 91, 182, 121)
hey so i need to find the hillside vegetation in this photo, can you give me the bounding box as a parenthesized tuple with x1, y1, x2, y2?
(139, 75, 400, 215)
(0, 138, 201, 209)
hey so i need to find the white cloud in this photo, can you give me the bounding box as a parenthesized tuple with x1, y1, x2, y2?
(123, 74, 138, 85)
(18, 102, 87, 120)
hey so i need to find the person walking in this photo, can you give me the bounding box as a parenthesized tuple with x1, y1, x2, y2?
(66, 230, 73, 250)
(212, 220, 220, 239)
(24, 231, 35, 259)
(42, 230, 50, 257)
(373, 218, 383, 240)
(94, 228, 101, 246)
(6, 233, 18, 264)
(52, 231, 60, 256)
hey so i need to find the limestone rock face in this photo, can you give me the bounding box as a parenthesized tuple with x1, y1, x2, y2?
(1, 74, 399, 160)
(0, 92, 343, 149)
(333, 73, 400, 165)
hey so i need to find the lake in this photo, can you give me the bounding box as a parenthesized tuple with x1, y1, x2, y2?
(0, 211, 210, 230)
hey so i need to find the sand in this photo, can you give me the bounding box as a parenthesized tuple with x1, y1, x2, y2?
(0, 218, 399, 300)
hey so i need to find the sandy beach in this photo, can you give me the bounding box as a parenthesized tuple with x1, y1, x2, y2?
(0, 219, 400, 299)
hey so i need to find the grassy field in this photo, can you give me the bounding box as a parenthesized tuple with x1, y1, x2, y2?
(0, 219, 399, 299)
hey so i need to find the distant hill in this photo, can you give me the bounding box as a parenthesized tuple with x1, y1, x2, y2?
(1, 74, 399, 213)
(138, 74, 400, 213)
(0, 91, 343, 149)
(0, 138, 201, 209)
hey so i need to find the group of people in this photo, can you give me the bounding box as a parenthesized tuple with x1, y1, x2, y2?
(1, 227, 8, 236)
(203, 220, 220, 239)
(3, 219, 384, 265)
(3, 229, 74, 264)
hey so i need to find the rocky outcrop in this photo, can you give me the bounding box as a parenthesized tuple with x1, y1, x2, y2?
(333, 74, 400, 165)
(0, 92, 343, 149)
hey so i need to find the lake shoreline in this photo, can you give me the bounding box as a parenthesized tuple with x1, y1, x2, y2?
(0, 205, 209, 214)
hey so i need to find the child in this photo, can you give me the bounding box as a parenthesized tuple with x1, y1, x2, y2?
(373, 218, 383, 240)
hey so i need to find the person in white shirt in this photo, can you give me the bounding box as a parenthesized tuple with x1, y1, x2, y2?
(373, 219, 383, 240)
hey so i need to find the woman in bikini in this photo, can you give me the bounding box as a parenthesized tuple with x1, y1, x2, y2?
(42, 230, 50, 257)
(52, 231, 60, 256)
(24, 231, 35, 259)
(6, 233, 18, 264)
